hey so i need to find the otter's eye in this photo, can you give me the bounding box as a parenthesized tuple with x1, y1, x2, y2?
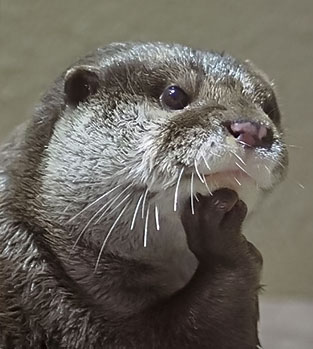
(160, 85, 190, 110)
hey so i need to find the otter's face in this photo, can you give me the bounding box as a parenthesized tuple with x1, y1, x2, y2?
(40, 43, 287, 251)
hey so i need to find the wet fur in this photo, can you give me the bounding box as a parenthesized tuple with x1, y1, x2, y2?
(0, 42, 287, 348)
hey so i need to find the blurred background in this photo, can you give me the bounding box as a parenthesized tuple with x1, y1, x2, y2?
(0, 1, 312, 347)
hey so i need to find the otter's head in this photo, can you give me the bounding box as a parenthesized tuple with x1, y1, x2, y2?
(34, 42, 287, 257)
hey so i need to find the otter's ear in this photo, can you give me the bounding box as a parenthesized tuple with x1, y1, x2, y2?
(64, 65, 100, 106)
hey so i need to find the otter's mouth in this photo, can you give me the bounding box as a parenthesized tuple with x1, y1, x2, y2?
(204, 169, 254, 191)
(205, 169, 253, 184)
(178, 169, 259, 213)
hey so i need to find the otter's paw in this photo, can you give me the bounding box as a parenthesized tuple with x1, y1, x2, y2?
(181, 188, 250, 264)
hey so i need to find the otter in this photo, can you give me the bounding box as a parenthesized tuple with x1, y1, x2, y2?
(0, 42, 287, 348)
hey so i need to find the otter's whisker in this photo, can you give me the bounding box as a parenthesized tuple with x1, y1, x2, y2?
(190, 172, 195, 215)
(141, 187, 149, 219)
(93, 185, 132, 224)
(63, 203, 71, 213)
(233, 176, 242, 186)
(230, 150, 247, 166)
(264, 164, 271, 176)
(202, 174, 213, 195)
(274, 159, 287, 170)
(110, 193, 132, 214)
(72, 202, 108, 250)
(155, 204, 160, 231)
(237, 140, 253, 148)
(235, 161, 251, 176)
(194, 160, 205, 183)
(67, 183, 122, 223)
(201, 153, 211, 171)
(286, 144, 302, 149)
(73, 186, 131, 249)
(271, 159, 305, 190)
(174, 167, 184, 211)
(95, 193, 131, 224)
(130, 193, 144, 230)
(95, 201, 130, 271)
(144, 203, 150, 247)
(210, 148, 222, 158)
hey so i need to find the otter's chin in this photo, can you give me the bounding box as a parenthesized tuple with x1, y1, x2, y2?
(200, 171, 261, 213)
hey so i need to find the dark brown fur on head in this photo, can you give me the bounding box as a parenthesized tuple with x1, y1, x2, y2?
(0, 42, 287, 348)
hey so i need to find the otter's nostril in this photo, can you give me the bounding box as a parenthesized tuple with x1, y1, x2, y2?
(224, 121, 273, 148)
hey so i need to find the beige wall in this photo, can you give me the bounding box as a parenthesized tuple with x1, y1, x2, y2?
(1, 0, 312, 298)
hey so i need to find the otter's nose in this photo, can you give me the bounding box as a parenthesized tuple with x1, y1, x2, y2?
(225, 121, 273, 148)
